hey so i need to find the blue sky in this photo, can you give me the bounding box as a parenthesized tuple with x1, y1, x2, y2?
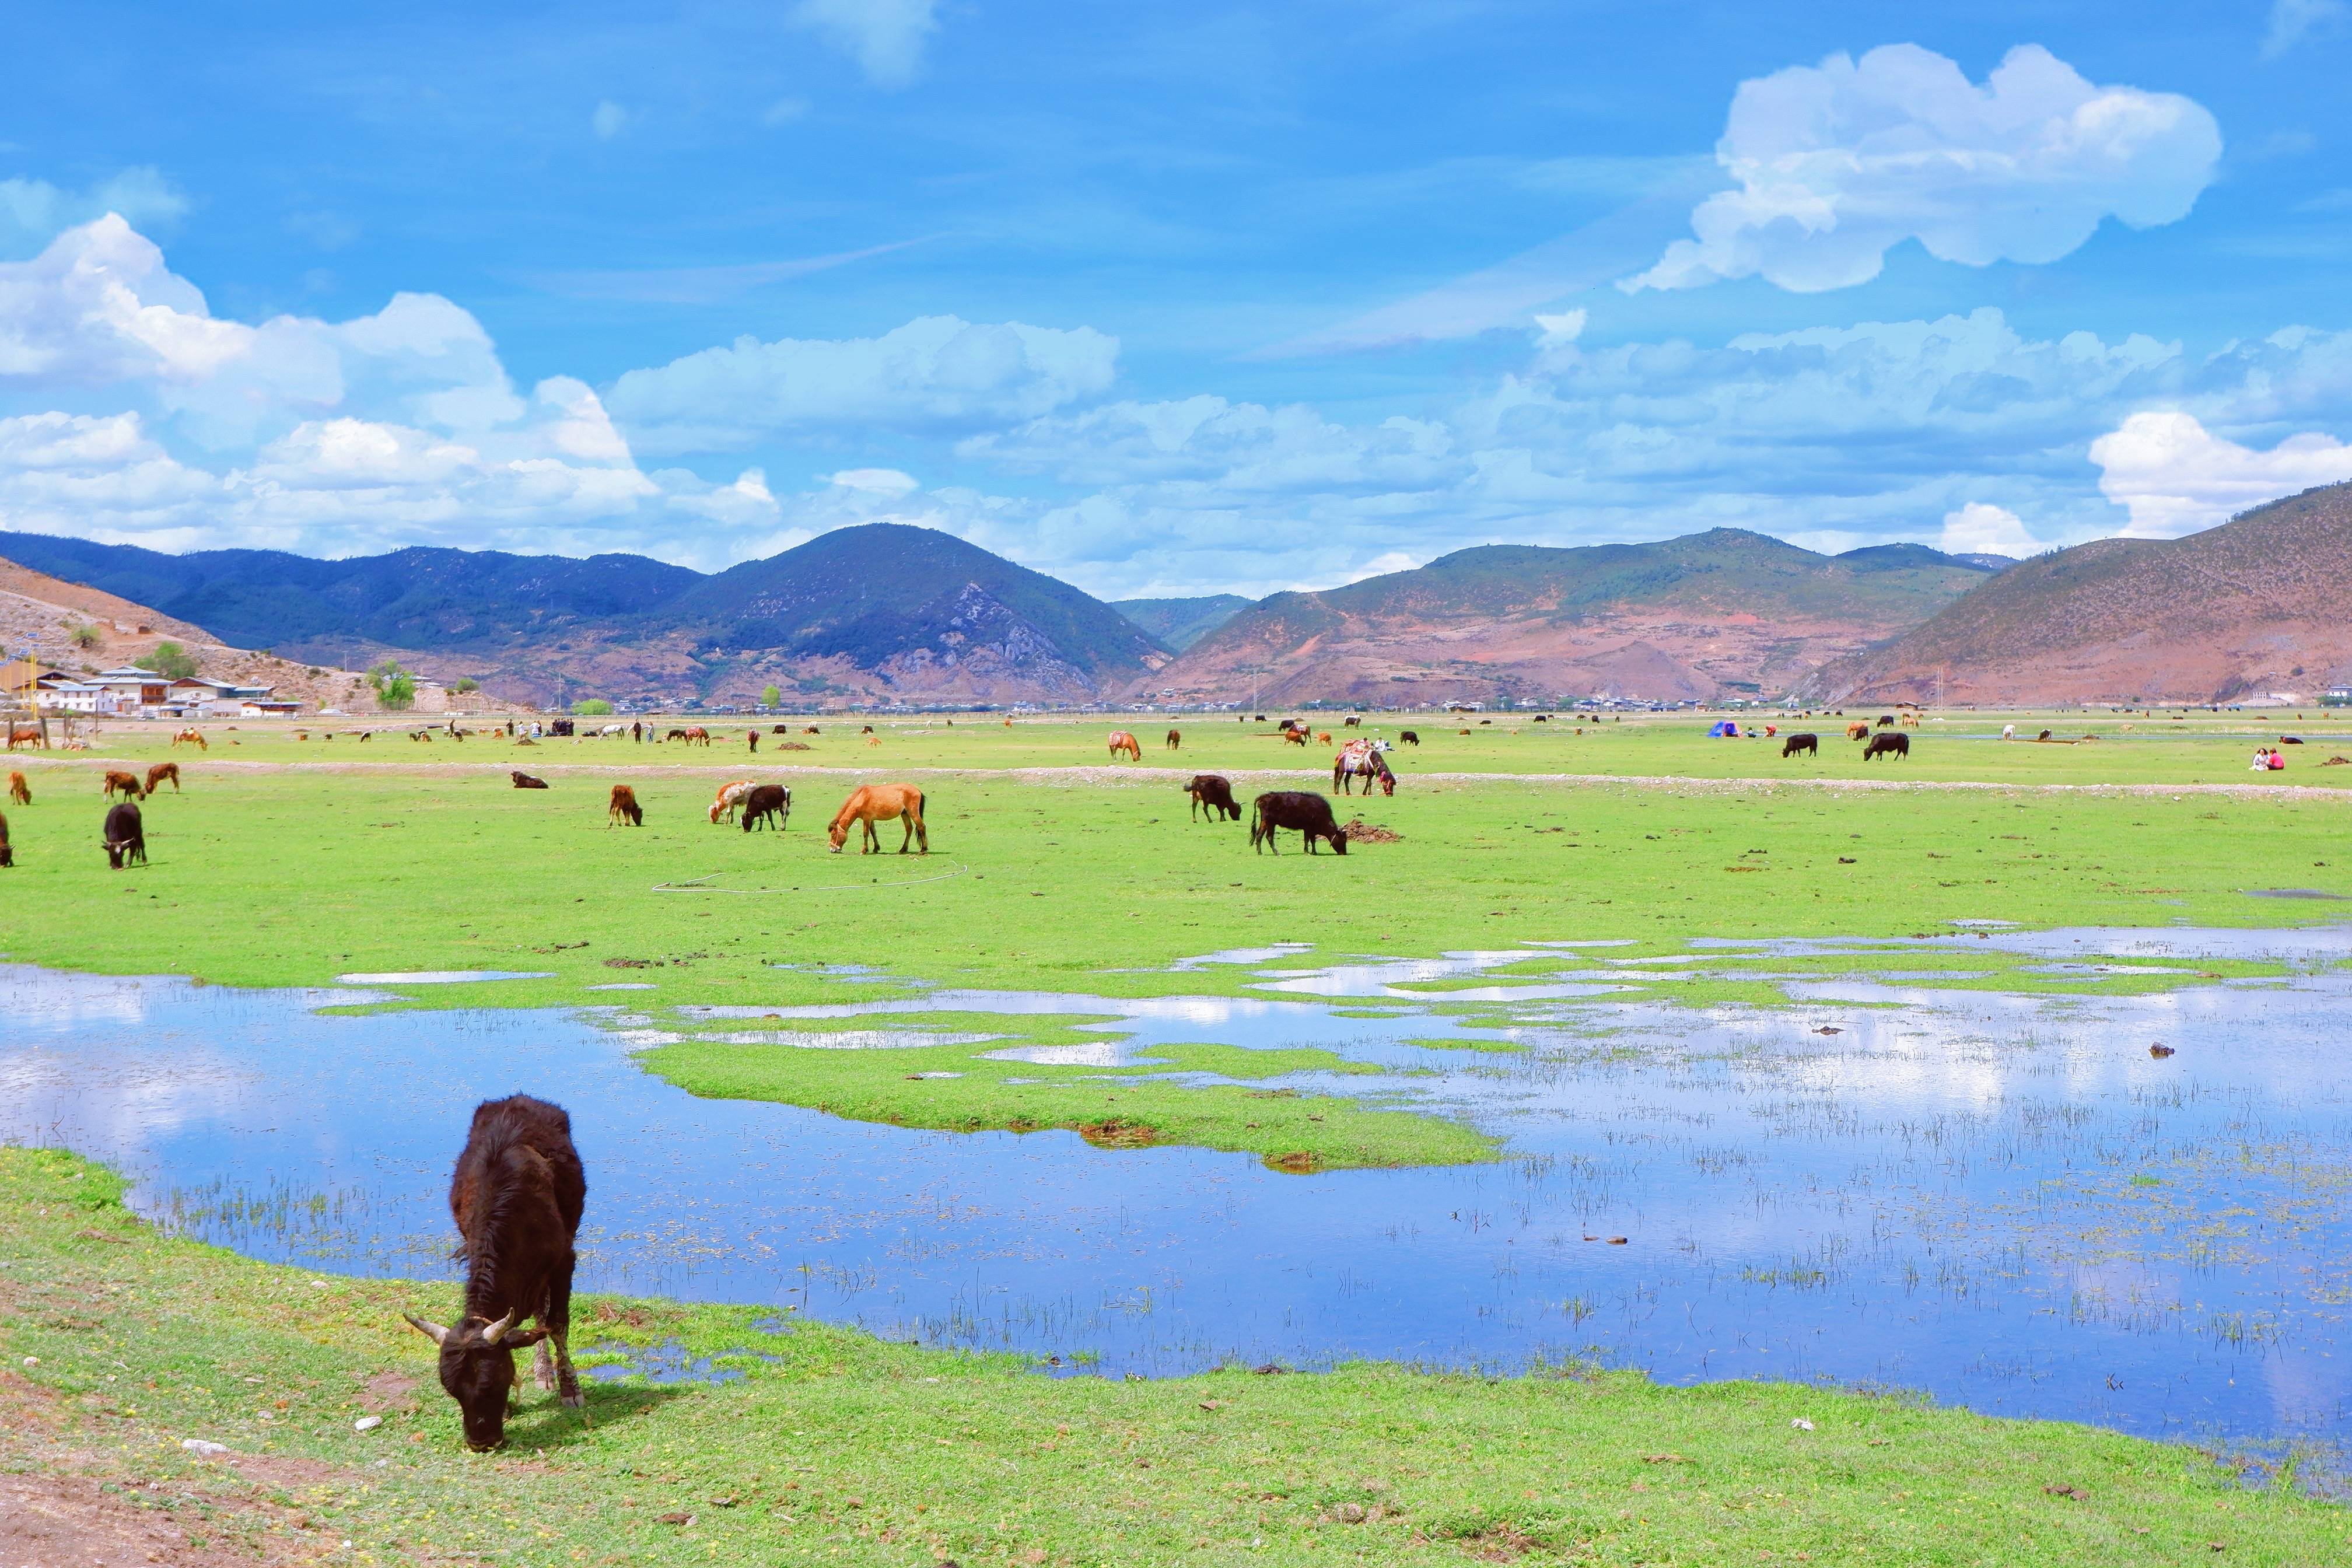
(2, 1, 2349, 597)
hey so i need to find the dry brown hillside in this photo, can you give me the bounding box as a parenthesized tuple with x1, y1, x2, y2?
(0, 555, 485, 714)
(1802, 482, 2352, 705)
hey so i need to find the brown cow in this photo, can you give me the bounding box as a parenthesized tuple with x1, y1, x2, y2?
(512, 771, 550, 789)
(827, 783, 928, 855)
(1845, 721, 1871, 741)
(1280, 728, 1309, 747)
(1108, 730, 1142, 761)
(404, 1096, 586, 1450)
(0, 808, 12, 867)
(144, 762, 180, 794)
(1164, 729, 1182, 751)
(739, 783, 790, 832)
(101, 770, 143, 800)
(1185, 774, 1241, 822)
(1863, 732, 1910, 761)
(608, 784, 642, 827)
(1315, 731, 1333, 745)
(6, 771, 27, 805)
(1398, 730, 1420, 746)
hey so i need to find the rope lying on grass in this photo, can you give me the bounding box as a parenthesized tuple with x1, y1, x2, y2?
(652, 860, 968, 896)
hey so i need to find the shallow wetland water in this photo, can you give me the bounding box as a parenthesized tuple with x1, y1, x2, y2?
(5, 927, 2350, 1480)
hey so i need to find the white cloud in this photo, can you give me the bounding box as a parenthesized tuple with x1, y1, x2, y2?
(1938, 502, 2042, 558)
(0, 167, 187, 258)
(592, 100, 630, 140)
(791, 0, 937, 89)
(605, 315, 1118, 454)
(1532, 309, 1587, 347)
(2263, 0, 2348, 60)
(1625, 44, 2222, 293)
(827, 467, 919, 494)
(2089, 411, 2352, 537)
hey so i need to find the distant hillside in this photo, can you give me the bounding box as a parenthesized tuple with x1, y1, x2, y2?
(0, 555, 426, 713)
(1801, 482, 2352, 706)
(1150, 530, 2000, 705)
(1112, 594, 1254, 652)
(0, 525, 1167, 708)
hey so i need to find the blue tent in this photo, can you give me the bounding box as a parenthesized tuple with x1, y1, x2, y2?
(1708, 720, 1739, 738)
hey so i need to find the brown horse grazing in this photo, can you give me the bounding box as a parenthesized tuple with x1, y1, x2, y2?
(144, 762, 180, 794)
(682, 726, 711, 747)
(100, 770, 143, 800)
(828, 783, 928, 855)
(608, 784, 642, 827)
(7, 771, 27, 805)
(1107, 730, 1142, 761)
(7, 725, 44, 750)
(172, 727, 206, 750)
(1164, 729, 1181, 751)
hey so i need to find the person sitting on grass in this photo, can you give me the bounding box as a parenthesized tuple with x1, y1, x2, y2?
(2269, 749, 2287, 771)
(2251, 747, 2273, 771)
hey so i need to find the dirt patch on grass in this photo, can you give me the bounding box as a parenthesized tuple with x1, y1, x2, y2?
(1340, 818, 1402, 844)
(0, 1468, 311, 1568)
(1077, 1118, 1158, 1150)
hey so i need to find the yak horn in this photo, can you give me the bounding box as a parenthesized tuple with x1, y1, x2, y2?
(402, 1311, 450, 1345)
(478, 1310, 517, 1344)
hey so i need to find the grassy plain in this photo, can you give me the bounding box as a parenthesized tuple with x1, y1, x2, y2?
(5, 715, 2350, 1166)
(9, 1147, 2348, 1568)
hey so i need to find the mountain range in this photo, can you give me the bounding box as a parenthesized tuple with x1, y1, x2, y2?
(1803, 482, 2352, 705)
(8, 485, 2347, 707)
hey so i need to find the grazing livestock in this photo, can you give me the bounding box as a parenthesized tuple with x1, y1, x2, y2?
(2002, 724, 2016, 740)
(1875, 715, 1896, 729)
(1781, 733, 1818, 759)
(1863, 732, 1910, 761)
(1315, 731, 1333, 745)
(7, 724, 43, 750)
(1398, 730, 1420, 746)
(740, 783, 791, 832)
(103, 800, 145, 869)
(1185, 774, 1242, 822)
(172, 727, 206, 750)
(404, 1096, 586, 1450)
(1108, 730, 1143, 761)
(804, 726, 820, 734)
(860, 725, 875, 734)
(7, 771, 27, 805)
(1280, 728, 1309, 747)
(144, 762, 180, 794)
(1334, 739, 1396, 796)
(708, 780, 753, 825)
(1165, 729, 1182, 751)
(1250, 790, 1348, 855)
(666, 728, 689, 741)
(682, 726, 710, 746)
(827, 783, 928, 855)
(511, 771, 550, 789)
(607, 785, 642, 827)
(1846, 721, 1871, 741)
(1343, 716, 1361, 727)
(100, 770, 142, 800)
(747, 732, 758, 754)
(0, 809, 11, 867)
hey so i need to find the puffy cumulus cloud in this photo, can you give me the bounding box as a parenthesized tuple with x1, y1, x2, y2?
(790, 0, 937, 89)
(1939, 502, 2044, 558)
(825, 467, 920, 495)
(2090, 411, 2352, 537)
(0, 218, 784, 559)
(0, 167, 187, 258)
(605, 315, 1118, 455)
(1626, 45, 2221, 293)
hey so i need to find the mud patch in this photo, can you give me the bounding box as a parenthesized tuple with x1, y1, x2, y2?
(1340, 818, 1402, 844)
(1077, 1118, 1158, 1150)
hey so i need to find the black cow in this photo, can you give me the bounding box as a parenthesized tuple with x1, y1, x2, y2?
(1863, 732, 1910, 761)
(1250, 790, 1348, 855)
(1875, 714, 1896, 729)
(511, 771, 550, 789)
(1398, 730, 1420, 746)
(404, 1096, 586, 1450)
(103, 801, 144, 869)
(1782, 732, 1818, 758)
(1185, 774, 1241, 822)
(740, 783, 791, 831)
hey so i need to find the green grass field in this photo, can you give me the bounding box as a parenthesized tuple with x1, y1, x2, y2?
(9, 1148, 2348, 1567)
(6, 714, 2352, 1559)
